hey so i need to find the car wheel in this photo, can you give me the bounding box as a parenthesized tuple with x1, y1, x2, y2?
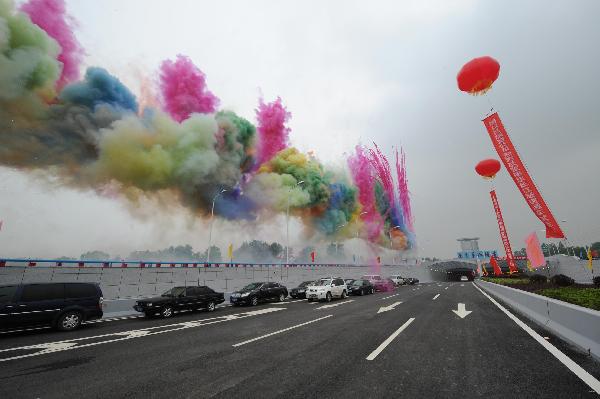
(278, 293, 285, 302)
(161, 306, 174, 318)
(206, 301, 216, 312)
(56, 311, 82, 331)
(325, 292, 332, 302)
(341, 290, 347, 299)
(251, 296, 259, 306)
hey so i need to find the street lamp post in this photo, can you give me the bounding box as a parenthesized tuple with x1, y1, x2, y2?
(286, 181, 304, 265)
(207, 189, 227, 264)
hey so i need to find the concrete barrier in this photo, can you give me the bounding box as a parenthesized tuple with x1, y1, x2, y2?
(476, 280, 600, 361)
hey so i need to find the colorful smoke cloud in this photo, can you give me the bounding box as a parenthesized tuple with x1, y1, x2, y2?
(0, 0, 415, 251)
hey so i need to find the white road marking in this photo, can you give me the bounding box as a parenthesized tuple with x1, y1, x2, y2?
(433, 294, 440, 300)
(377, 301, 403, 314)
(308, 302, 319, 305)
(366, 318, 415, 361)
(444, 287, 449, 290)
(0, 308, 285, 363)
(0, 326, 51, 335)
(452, 303, 472, 319)
(232, 315, 333, 347)
(381, 294, 400, 300)
(473, 283, 600, 394)
(272, 299, 305, 305)
(316, 300, 354, 310)
(460, 284, 465, 287)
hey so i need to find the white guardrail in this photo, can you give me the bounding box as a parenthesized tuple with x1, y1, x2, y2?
(476, 280, 600, 361)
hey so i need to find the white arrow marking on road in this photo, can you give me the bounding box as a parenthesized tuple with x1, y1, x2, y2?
(316, 300, 354, 309)
(452, 303, 472, 319)
(366, 318, 415, 360)
(433, 294, 440, 300)
(377, 301, 403, 314)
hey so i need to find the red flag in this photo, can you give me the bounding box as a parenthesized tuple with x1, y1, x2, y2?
(310, 251, 315, 263)
(483, 113, 564, 238)
(490, 256, 502, 276)
(525, 231, 545, 268)
(490, 190, 518, 273)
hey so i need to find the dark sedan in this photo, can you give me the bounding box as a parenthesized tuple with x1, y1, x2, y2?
(373, 278, 396, 292)
(134, 286, 225, 318)
(405, 278, 420, 285)
(230, 282, 288, 306)
(347, 279, 374, 296)
(290, 281, 314, 299)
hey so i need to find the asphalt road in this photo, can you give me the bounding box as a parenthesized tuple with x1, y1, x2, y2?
(1, 282, 599, 398)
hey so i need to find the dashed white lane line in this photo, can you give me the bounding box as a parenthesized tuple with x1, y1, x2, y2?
(473, 283, 600, 394)
(433, 294, 440, 300)
(460, 284, 465, 287)
(272, 299, 305, 305)
(316, 300, 354, 310)
(381, 294, 400, 300)
(366, 318, 415, 361)
(232, 315, 333, 347)
(444, 287, 449, 290)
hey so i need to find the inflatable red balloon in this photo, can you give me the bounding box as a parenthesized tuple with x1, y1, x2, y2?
(475, 159, 501, 179)
(457, 56, 500, 95)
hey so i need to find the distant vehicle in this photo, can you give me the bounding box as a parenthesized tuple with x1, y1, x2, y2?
(134, 286, 224, 318)
(0, 282, 104, 331)
(460, 276, 469, 282)
(389, 275, 406, 286)
(344, 278, 356, 287)
(405, 278, 419, 285)
(290, 281, 314, 299)
(361, 275, 383, 284)
(373, 278, 396, 292)
(347, 279, 375, 296)
(306, 278, 347, 302)
(230, 282, 288, 306)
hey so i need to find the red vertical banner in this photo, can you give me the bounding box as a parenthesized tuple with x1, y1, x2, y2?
(483, 113, 564, 238)
(490, 190, 518, 273)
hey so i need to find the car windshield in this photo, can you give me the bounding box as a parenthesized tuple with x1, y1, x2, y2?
(299, 281, 312, 287)
(242, 283, 263, 291)
(317, 280, 332, 286)
(345, 279, 354, 284)
(161, 287, 185, 297)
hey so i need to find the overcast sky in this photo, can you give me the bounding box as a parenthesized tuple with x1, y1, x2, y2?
(1, 0, 599, 259)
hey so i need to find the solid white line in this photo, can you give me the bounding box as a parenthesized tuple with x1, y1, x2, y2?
(381, 294, 400, 300)
(433, 294, 440, 300)
(232, 315, 333, 347)
(366, 318, 415, 361)
(316, 300, 354, 310)
(473, 283, 600, 394)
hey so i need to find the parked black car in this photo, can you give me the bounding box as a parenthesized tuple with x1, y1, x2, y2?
(290, 281, 314, 299)
(230, 282, 288, 306)
(0, 282, 104, 331)
(134, 286, 225, 318)
(405, 278, 419, 285)
(347, 279, 375, 296)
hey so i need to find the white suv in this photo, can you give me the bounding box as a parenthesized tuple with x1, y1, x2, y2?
(306, 278, 347, 302)
(389, 275, 406, 286)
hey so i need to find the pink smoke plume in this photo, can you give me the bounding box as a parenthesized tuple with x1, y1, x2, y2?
(136, 71, 159, 115)
(368, 143, 395, 207)
(255, 97, 291, 166)
(159, 55, 219, 122)
(21, 0, 84, 90)
(395, 148, 413, 232)
(348, 145, 383, 242)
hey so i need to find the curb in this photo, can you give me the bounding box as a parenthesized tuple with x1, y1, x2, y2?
(475, 280, 600, 361)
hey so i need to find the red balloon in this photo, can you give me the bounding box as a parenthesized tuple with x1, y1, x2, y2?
(475, 159, 501, 179)
(457, 56, 500, 95)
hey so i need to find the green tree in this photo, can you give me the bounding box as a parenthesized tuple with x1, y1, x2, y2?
(80, 250, 110, 260)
